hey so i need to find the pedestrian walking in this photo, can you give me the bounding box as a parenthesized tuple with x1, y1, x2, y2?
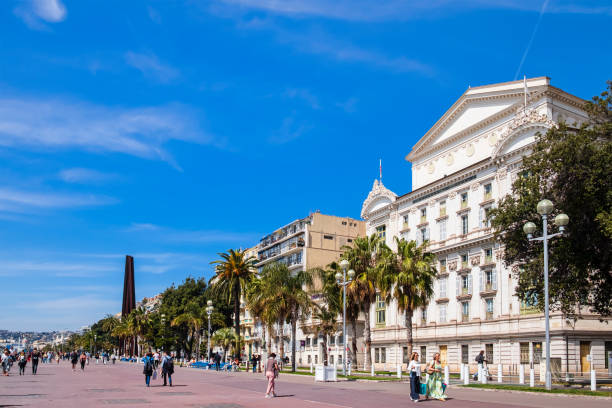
(143, 352, 154, 387)
(111, 353, 116, 365)
(70, 351, 78, 372)
(408, 352, 421, 402)
(18, 352, 27, 375)
(80, 352, 87, 371)
(55, 353, 60, 365)
(251, 354, 257, 373)
(153, 351, 160, 369)
(474, 350, 486, 381)
(264, 352, 279, 399)
(425, 353, 447, 402)
(31, 348, 40, 375)
(214, 352, 221, 371)
(161, 351, 174, 387)
(1, 349, 11, 376)
(257, 354, 262, 373)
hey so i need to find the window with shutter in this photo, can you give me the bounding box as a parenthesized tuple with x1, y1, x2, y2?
(468, 274, 473, 294)
(492, 270, 497, 290)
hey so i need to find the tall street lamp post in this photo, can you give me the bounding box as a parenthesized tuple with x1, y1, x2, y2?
(523, 199, 569, 390)
(161, 314, 166, 352)
(336, 259, 355, 376)
(206, 301, 214, 362)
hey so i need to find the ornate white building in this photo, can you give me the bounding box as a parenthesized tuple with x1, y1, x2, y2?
(361, 77, 612, 376)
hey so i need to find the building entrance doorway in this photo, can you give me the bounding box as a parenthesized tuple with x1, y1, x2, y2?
(439, 345, 447, 365)
(580, 341, 591, 374)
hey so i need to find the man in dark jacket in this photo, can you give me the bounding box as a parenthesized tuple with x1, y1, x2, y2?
(31, 349, 40, 375)
(214, 353, 221, 371)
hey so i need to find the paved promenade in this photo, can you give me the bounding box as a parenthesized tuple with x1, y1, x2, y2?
(0, 362, 609, 407)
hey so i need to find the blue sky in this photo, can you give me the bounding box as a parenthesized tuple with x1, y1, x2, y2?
(1, 0, 610, 331)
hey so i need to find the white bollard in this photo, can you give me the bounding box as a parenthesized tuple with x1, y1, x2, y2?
(498, 364, 503, 383)
(482, 367, 488, 384)
(396, 364, 402, 379)
(479, 365, 484, 384)
(463, 365, 469, 385)
(310, 362, 313, 373)
(529, 368, 535, 387)
(371, 364, 375, 376)
(519, 365, 525, 384)
(444, 365, 450, 385)
(348, 362, 351, 376)
(591, 369, 596, 391)
(460, 363, 464, 380)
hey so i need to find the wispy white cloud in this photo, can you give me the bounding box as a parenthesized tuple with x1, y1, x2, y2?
(283, 88, 320, 109)
(0, 260, 116, 278)
(58, 168, 118, 184)
(126, 222, 260, 244)
(268, 113, 312, 144)
(125, 51, 179, 83)
(336, 97, 358, 113)
(232, 16, 434, 75)
(0, 95, 215, 169)
(0, 186, 117, 215)
(14, 0, 67, 29)
(215, 0, 612, 21)
(147, 6, 162, 24)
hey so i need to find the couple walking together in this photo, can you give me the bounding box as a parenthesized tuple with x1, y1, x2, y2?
(143, 351, 174, 387)
(408, 352, 447, 402)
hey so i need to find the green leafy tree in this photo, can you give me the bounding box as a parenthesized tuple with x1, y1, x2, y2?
(171, 312, 203, 359)
(379, 237, 436, 356)
(210, 249, 258, 356)
(212, 327, 239, 361)
(490, 81, 612, 317)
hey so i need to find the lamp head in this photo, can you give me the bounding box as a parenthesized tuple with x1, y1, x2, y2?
(339, 259, 350, 270)
(207, 300, 213, 307)
(537, 199, 554, 215)
(335, 272, 342, 282)
(554, 213, 569, 232)
(523, 221, 536, 238)
(347, 269, 356, 280)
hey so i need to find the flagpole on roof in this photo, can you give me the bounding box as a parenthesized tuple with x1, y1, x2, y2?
(379, 159, 382, 182)
(524, 75, 528, 113)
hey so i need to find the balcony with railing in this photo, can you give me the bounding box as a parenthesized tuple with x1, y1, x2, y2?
(462, 314, 470, 323)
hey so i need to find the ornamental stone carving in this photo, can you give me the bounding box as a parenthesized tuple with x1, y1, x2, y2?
(449, 191, 457, 199)
(492, 107, 557, 159)
(466, 143, 475, 157)
(471, 183, 480, 191)
(495, 249, 504, 260)
(361, 179, 397, 219)
(511, 265, 519, 274)
(448, 260, 458, 271)
(470, 255, 481, 266)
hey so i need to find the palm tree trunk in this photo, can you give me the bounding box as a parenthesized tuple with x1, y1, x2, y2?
(279, 319, 285, 361)
(363, 307, 372, 370)
(234, 284, 241, 358)
(266, 325, 272, 355)
(350, 318, 358, 367)
(322, 335, 328, 365)
(405, 310, 414, 356)
(291, 312, 297, 372)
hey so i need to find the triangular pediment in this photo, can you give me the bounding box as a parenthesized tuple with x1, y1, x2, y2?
(406, 77, 552, 162)
(432, 98, 518, 146)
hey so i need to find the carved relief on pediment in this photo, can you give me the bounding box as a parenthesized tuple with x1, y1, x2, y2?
(448, 260, 458, 271)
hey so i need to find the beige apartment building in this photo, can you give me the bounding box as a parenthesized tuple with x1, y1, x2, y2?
(240, 211, 366, 367)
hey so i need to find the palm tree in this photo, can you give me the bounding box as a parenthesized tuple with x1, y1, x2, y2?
(210, 249, 258, 356)
(171, 312, 203, 360)
(249, 262, 313, 371)
(312, 306, 338, 366)
(342, 234, 390, 370)
(212, 327, 239, 361)
(313, 261, 361, 367)
(379, 237, 437, 357)
(127, 307, 150, 356)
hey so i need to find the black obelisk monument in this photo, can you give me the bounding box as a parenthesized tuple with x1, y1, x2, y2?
(121, 255, 136, 355)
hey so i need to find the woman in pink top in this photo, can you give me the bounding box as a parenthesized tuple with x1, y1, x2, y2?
(264, 353, 279, 399)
